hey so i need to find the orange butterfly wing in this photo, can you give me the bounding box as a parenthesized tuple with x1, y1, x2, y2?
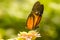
(26, 13, 42, 30)
(33, 13, 42, 29)
(27, 14, 34, 30)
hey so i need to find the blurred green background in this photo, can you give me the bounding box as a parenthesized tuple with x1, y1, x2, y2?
(0, 0, 60, 40)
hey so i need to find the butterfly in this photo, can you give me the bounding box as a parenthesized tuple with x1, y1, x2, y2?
(26, 1, 44, 30)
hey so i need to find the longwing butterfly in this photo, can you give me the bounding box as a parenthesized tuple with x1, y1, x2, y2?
(26, 1, 44, 30)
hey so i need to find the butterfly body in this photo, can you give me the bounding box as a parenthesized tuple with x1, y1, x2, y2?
(26, 1, 44, 30)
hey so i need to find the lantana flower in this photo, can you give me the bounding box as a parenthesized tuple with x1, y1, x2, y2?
(17, 30, 41, 40)
(8, 30, 41, 40)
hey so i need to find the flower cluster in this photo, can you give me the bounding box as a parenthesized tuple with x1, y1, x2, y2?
(17, 30, 41, 40)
